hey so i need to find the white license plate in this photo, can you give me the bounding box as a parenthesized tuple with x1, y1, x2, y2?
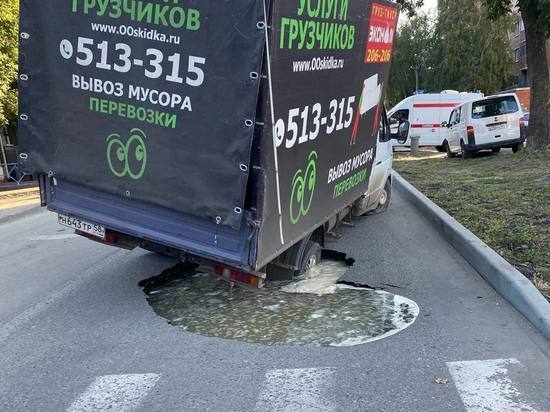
(488, 124, 505, 131)
(58, 214, 106, 239)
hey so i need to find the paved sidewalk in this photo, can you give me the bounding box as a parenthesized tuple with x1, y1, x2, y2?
(0, 186, 40, 212)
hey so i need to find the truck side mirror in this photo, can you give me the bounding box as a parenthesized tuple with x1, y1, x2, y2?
(441, 121, 448, 128)
(393, 120, 410, 144)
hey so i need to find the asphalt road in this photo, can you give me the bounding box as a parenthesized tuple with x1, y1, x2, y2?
(0, 188, 548, 411)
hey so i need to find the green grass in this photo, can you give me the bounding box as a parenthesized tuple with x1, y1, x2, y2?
(393, 147, 550, 299)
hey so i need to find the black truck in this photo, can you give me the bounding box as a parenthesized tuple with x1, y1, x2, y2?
(18, 0, 408, 287)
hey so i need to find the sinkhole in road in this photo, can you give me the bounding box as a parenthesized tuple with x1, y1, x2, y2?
(140, 255, 419, 346)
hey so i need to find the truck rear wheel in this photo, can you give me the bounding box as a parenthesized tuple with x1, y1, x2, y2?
(297, 241, 321, 277)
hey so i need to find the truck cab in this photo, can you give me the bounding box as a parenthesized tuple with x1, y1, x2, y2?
(354, 107, 405, 216)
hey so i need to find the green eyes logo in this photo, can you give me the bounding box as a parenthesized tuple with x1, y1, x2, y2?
(290, 151, 317, 225)
(106, 128, 147, 180)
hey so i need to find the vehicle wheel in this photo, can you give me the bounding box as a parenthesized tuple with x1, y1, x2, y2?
(492, 148, 501, 153)
(461, 141, 472, 159)
(512, 143, 522, 153)
(443, 140, 454, 158)
(373, 179, 392, 214)
(435, 145, 446, 152)
(297, 240, 321, 277)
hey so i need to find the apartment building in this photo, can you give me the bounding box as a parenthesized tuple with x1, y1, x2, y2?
(509, 13, 550, 87)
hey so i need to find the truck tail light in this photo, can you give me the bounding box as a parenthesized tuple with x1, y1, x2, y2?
(214, 265, 264, 288)
(105, 232, 119, 244)
(75, 230, 139, 250)
(466, 126, 475, 145)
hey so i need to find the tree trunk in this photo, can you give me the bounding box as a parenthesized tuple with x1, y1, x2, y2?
(520, 0, 550, 149)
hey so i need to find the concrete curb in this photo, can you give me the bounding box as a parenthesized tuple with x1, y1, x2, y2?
(0, 204, 42, 225)
(393, 171, 550, 340)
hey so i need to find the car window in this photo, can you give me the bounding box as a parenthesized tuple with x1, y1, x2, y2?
(449, 110, 457, 125)
(472, 96, 519, 119)
(389, 109, 409, 125)
(456, 106, 461, 123)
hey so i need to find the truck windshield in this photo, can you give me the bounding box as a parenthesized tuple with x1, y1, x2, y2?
(471, 96, 519, 119)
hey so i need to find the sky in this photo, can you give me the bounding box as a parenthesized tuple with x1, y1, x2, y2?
(422, 0, 438, 12)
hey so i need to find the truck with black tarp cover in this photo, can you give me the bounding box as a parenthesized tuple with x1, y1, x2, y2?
(18, 0, 406, 286)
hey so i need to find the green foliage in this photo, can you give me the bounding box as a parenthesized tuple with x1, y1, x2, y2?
(484, 0, 550, 36)
(433, 0, 514, 93)
(394, 0, 425, 17)
(387, 1, 514, 105)
(387, 12, 434, 106)
(0, 0, 18, 127)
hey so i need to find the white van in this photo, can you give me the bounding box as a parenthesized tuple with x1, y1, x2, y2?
(388, 91, 483, 150)
(443, 94, 526, 158)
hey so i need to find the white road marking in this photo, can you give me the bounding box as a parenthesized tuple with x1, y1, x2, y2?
(255, 367, 336, 411)
(29, 234, 79, 241)
(0, 250, 125, 344)
(67, 374, 160, 412)
(447, 358, 537, 412)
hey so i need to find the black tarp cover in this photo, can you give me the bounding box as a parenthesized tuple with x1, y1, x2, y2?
(19, 0, 265, 229)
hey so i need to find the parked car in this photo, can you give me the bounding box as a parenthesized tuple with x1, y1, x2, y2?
(388, 90, 483, 151)
(442, 94, 526, 159)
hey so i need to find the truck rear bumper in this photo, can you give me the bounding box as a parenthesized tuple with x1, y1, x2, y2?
(44, 178, 256, 269)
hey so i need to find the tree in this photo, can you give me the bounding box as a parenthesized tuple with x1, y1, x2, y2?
(432, 0, 513, 94)
(0, 0, 18, 128)
(395, 0, 425, 16)
(484, 0, 550, 149)
(387, 13, 435, 106)
(387, 1, 513, 107)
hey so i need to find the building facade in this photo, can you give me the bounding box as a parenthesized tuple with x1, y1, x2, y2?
(509, 13, 550, 87)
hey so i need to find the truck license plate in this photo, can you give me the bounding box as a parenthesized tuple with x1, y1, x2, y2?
(58, 214, 105, 239)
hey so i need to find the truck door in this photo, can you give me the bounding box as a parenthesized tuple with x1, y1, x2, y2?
(367, 111, 393, 204)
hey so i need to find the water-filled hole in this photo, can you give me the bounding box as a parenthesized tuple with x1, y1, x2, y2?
(140, 255, 419, 346)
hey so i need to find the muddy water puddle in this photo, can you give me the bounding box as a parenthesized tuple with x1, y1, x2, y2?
(141, 259, 419, 346)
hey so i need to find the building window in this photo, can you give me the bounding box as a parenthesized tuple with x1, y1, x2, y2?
(520, 69, 528, 87)
(513, 48, 520, 62)
(519, 42, 527, 58)
(512, 19, 525, 37)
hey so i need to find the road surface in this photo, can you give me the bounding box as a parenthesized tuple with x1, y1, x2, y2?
(0, 189, 548, 411)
